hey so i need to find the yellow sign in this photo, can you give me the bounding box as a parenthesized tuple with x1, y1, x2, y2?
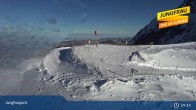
(157, 6, 190, 29)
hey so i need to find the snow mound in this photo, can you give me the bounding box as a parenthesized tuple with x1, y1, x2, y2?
(129, 44, 196, 71)
(41, 47, 106, 97)
(43, 47, 70, 75)
(89, 74, 196, 101)
(34, 43, 196, 101)
(42, 47, 90, 75)
(151, 49, 195, 68)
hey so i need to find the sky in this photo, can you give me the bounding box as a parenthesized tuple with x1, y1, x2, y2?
(0, 0, 185, 69)
(0, 0, 184, 37)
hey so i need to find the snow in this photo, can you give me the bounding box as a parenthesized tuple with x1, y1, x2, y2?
(0, 42, 196, 101)
(89, 75, 196, 101)
(129, 2, 196, 45)
(38, 42, 196, 101)
(42, 47, 72, 75)
(129, 43, 196, 71)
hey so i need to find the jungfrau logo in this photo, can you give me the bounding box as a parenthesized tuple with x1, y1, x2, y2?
(157, 6, 190, 29)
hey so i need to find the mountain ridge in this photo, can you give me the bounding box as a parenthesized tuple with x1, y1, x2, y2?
(129, 0, 196, 45)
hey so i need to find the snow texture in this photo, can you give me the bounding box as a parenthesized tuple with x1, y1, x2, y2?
(0, 43, 196, 101)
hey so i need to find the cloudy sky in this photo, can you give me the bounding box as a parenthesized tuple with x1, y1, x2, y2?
(0, 0, 183, 36)
(0, 0, 184, 69)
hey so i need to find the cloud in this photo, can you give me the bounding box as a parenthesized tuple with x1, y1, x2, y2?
(46, 18, 58, 24)
(4, 16, 11, 20)
(80, 13, 88, 23)
(73, 0, 87, 8)
(52, 0, 60, 4)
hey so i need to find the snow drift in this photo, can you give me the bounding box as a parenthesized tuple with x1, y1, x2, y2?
(128, 42, 196, 71)
(36, 43, 196, 101)
(43, 47, 91, 76)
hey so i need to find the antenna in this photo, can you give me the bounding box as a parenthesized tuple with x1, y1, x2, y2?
(95, 30, 98, 47)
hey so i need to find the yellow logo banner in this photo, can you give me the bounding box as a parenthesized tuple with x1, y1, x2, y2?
(157, 6, 190, 29)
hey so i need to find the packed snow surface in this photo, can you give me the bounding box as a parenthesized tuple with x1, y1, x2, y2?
(40, 42, 196, 100)
(1, 42, 196, 101)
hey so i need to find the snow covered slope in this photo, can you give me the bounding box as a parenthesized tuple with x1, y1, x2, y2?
(37, 42, 196, 101)
(129, 0, 196, 45)
(129, 43, 196, 71)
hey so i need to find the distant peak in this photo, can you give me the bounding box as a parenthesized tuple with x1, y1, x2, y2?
(181, 0, 196, 7)
(180, 0, 196, 13)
